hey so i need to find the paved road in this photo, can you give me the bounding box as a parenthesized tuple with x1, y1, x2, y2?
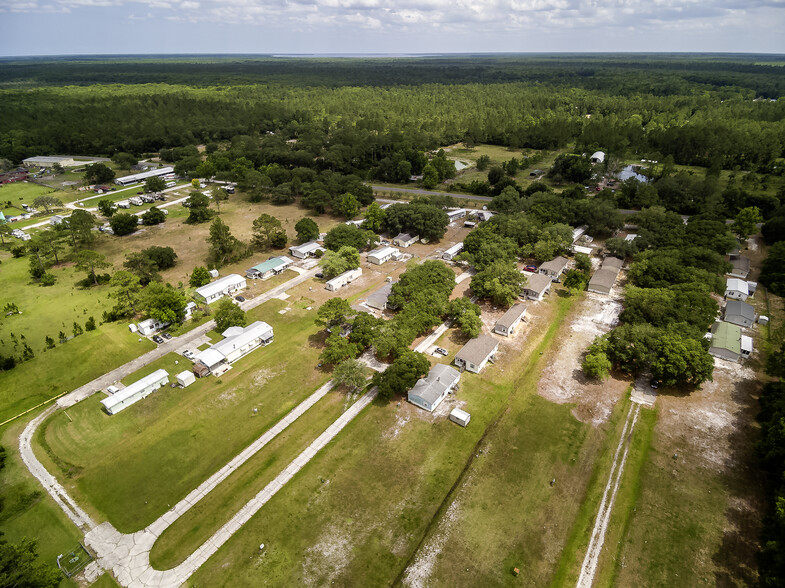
(56, 267, 318, 410)
(87, 386, 378, 588)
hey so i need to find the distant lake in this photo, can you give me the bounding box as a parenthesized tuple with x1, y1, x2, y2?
(619, 165, 649, 182)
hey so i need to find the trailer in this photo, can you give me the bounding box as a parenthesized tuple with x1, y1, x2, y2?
(325, 267, 363, 291)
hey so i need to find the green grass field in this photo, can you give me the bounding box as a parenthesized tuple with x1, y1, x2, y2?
(0, 250, 155, 421)
(183, 295, 577, 586)
(35, 299, 331, 532)
(0, 418, 82, 588)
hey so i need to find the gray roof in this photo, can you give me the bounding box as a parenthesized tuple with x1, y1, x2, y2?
(730, 256, 750, 275)
(409, 364, 460, 405)
(588, 268, 618, 290)
(725, 300, 755, 321)
(524, 273, 552, 294)
(601, 256, 624, 271)
(395, 232, 417, 242)
(366, 282, 393, 310)
(540, 256, 568, 274)
(496, 303, 527, 329)
(456, 334, 499, 366)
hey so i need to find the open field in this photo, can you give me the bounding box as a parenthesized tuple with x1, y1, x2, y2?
(148, 383, 352, 569)
(182, 289, 576, 585)
(0, 417, 82, 588)
(35, 299, 331, 532)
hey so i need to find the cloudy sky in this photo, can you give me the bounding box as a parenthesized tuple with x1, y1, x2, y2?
(1, 0, 783, 56)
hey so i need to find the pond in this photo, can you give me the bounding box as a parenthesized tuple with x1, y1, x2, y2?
(619, 165, 649, 183)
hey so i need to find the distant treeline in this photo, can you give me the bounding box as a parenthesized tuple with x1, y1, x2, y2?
(0, 55, 784, 171)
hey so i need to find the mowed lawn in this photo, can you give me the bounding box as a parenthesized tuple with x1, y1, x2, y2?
(35, 299, 330, 532)
(187, 296, 577, 586)
(0, 181, 59, 212)
(0, 252, 154, 421)
(0, 418, 83, 588)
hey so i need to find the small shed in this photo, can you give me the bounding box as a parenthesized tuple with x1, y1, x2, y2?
(590, 151, 606, 164)
(494, 303, 527, 337)
(176, 370, 196, 388)
(208, 269, 219, 278)
(449, 408, 471, 427)
(128, 323, 138, 333)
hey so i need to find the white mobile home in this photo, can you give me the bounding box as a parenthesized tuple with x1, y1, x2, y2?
(454, 334, 499, 374)
(367, 246, 399, 265)
(137, 318, 170, 336)
(115, 166, 175, 186)
(194, 274, 247, 304)
(116, 200, 130, 209)
(50, 215, 65, 226)
(447, 208, 467, 222)
(325, 267, 362, 292)
(494, 304, 527, 337)
(101, 369, 169, 415)
(407, 364, 461, 412)
(193, 321, 274, 376)
(442, 242, 464, 261)
(289, 241, 325, 259)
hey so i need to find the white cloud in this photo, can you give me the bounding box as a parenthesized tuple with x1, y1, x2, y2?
(9, 0, 785, 50)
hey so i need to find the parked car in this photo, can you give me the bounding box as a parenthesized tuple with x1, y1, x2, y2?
(315, 272, 324, 279)
(649, 378, 661, 389)
(152, 335, 164, 344)
(162, 333, 172, 340)
(183, 350, 196, 359)
(523, 265, 538, 272)
(235, 295, 246, 302)
(435, 347, 449, 356)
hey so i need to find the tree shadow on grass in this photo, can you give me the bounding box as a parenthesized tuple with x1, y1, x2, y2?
(711, 378, 765, 586)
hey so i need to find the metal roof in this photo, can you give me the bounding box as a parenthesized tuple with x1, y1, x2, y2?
(101, 369, 169, 412)
(194, 274, 246, 299)
(601, 257, 624, 271)
(115, 166, 174, 184)
(443, 242, 464, 256)
(726, 278, 749, 295)
(248, 256, 291, 274)
(394, 232, 417, 242)
(711, 322, 741, 354)
(368, 246, 398, 259)
(456, 334, 499, 366)
(588, 268, 618, 290)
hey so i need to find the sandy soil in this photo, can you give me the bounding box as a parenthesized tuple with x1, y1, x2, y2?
(537, 290, 629, 425)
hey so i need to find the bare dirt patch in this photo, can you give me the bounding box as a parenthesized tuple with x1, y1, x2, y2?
(402, 500, 462, 588)
(537, 291, 628, 425)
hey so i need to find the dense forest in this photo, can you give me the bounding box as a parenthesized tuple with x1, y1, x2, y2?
(1, 55, 784, 172)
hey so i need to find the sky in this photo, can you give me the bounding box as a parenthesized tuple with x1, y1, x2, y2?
(0, 0, 784, 56)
